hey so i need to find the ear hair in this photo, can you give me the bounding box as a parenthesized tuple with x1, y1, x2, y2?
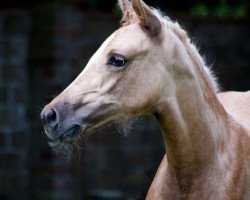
(132, 0, 162, 37)
(118, 0, 132, 14)
(118, 0, 134, 25)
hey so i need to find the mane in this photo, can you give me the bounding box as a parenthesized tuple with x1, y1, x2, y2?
(151, 9, 220, 93)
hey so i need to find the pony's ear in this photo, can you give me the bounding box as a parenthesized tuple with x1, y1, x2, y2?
(118, 0, 132, 14)
(132, 0, 162, 37)
(118, 0, 133, 25)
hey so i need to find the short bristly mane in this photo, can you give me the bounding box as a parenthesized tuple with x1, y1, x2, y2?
(151, 9, 219, 94)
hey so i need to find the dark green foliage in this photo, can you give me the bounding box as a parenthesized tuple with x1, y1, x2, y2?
(191, 0, 247, 17)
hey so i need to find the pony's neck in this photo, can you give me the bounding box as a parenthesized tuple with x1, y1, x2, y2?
(155, 32, 229, 192)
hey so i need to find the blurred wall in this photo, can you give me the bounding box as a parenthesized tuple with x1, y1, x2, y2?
(0, 1, 249, 200)
(0, 12, 30, 200)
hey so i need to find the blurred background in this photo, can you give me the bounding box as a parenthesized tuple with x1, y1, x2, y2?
(0, 0, 249, 199)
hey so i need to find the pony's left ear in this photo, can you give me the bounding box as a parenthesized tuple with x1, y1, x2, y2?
(132, 0, 162, 37)
(118, 0, 132, 15)
(118, 0, 134, 25)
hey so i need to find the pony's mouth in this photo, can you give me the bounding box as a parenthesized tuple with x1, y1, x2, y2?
(47, 114, 119, 144)
(61, 125, 81, 140)
(52, 123, 98, 144)
(49, 125, 82, 144)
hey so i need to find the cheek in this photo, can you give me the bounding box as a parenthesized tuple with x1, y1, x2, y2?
(120, 89, 159, 114)
(115, 74, 160, 113)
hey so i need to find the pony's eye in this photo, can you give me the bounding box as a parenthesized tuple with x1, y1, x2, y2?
(107, 54, 128, 67)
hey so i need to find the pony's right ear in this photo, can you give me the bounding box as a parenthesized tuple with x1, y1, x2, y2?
(132, 0, 162, 37)
(118, 0, 133, 25)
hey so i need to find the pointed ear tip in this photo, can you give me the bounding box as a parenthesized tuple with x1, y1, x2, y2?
(118, 0, 124, 6)
(132, 0, 146, 6)
(118, 0, 133, 11)
(131, 0, 144, 16)
(131, 0, 140, 7)
(117, 0, 125, 7)
(118, 0, 132, 5)
(132, 0, 151, 15)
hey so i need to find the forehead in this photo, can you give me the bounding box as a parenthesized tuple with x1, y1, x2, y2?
(86, 23, 150, 69)
(105, 23, 149, 56)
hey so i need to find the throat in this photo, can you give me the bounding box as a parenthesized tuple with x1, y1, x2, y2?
(155, 78, 228, 192)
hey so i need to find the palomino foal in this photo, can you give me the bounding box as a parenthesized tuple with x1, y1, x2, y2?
(41, 0, 250, 199)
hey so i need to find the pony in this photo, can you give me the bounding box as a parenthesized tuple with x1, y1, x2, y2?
(41, 0, 250, 199)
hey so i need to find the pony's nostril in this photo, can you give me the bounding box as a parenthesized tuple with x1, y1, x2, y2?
(45, 108, 59, 130)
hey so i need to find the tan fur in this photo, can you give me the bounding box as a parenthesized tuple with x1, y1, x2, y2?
(148, 91, 250, 199)
(41, 0, 250, 199)
(218, 91, 250, 131)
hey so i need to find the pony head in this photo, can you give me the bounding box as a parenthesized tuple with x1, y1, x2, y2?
(41, 0, 206, 156)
